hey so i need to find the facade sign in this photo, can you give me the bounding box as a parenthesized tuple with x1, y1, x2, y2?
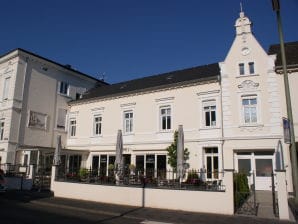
(282, 117, 291, 144)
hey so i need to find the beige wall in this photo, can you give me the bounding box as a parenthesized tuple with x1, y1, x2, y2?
(0, 49, 98, 164)
(68, 81, 222, 170)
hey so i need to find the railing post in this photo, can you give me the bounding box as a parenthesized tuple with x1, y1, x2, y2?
(276, 169, 290, 220)
(223, 169, 234, 214)
(51, 166, 58, 191)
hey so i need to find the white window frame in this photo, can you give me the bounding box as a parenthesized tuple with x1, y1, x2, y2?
(69, 118, 77, 137)
(58, 81, 69, 96)
(0, 120, 4, 140)
(93, 115, 102, 136)
(203, 100, 217, 127)
(123, 110, 133, 134)
(3, 77, 11, 100)
(160, 106, 172, 131)
(56, 108, 67, 130)
(242, 96, 258, 124)
(204, 147, 219, 180)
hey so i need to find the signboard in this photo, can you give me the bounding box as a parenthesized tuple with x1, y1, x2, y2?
(282, 117, 291, 144)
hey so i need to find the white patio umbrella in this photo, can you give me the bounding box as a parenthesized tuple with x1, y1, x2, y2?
(177, 125, 184, 183)
(53, 135, 62, 166)
(115, 129, 123, 184)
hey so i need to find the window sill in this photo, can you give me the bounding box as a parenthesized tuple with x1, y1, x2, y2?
(90, 135, 102, 138)
(239, 123, 264, 128)
(156, 130, 173, 134)
(236, 74, 259, 78)
(199, 126, 221, 131)
(54, 128, 67, 133)
(123, 133, 135, 136)
(68, 136, 77, 139)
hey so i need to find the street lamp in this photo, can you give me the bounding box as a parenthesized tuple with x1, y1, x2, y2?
(272, 0, 298, 203)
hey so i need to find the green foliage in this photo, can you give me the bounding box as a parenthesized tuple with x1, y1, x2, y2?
(186, 170, 199, 181)
(79, 168, 88, 179)
(166, 130, 190, 170)
(108, 164, 115, 170)
(234, 172, 250, 208)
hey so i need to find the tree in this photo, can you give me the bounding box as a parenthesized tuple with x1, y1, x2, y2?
(166, 130, 189, 170)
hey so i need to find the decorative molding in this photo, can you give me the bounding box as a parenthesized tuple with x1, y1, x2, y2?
(120, 102, 136, 108)
(90, 107, 104, 112)
(155, 97, 174, 103)
(197, 90, 220, 96)
(238, 80, 259, 91)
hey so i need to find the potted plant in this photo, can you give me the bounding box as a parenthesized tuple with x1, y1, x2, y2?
(79, 168, 89, 182)
(129, 164, 136, 175)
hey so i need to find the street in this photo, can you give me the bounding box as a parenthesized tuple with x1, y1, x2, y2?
(0, 190, 293, 224)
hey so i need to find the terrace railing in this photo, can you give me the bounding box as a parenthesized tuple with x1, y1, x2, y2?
(55, 166, 225, 192)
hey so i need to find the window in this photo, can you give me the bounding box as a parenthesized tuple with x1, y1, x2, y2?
(124, 111, 133, 133)
(160, 106, 171, 131)
(57, 108, 67, 129)
(239, 63, 245, 75)
(76, 93, 82, 100)
(93, 115, 102, 136)
(242, 97, 257, 124)
(69, 119, 76, 137)
(249, 62, 255, 74)
(3, 77, 10, 100)
(0, 120, 4, 140)
(205, 148, 219, 179)
(203, 101, 216, 127)
(58, 81, 69, 95)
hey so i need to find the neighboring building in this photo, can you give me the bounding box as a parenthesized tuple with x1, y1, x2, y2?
(65, 11, 298, 192)
(0, 48, 107, 170)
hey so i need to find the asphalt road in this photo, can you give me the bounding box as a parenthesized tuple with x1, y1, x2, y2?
(0, 190, 294, 224)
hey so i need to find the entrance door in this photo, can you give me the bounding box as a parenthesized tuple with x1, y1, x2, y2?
(255, 157, 273, 191)
(236, 151, 274, 191)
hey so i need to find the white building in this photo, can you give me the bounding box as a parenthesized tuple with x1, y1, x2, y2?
(0, 48, 106, 170)
(65, 11, 298, 192)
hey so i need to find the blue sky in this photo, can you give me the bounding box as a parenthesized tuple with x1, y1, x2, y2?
(1, 0, 297, 84)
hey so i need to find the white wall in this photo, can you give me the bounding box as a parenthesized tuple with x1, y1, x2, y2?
(51, 166, 234, 215)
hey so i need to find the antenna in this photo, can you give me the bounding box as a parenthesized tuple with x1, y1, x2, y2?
(99, 72, 105, 81)
(240, 2, 243, 12)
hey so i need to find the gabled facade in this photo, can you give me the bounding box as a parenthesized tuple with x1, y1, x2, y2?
(0, 49, 107, 167)
(219, 11, 292, 191)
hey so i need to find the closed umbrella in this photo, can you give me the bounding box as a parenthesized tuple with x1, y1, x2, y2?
(177, 125, 184, 183)
(53, 135, 62, 166)
(115, 130, 123, 184)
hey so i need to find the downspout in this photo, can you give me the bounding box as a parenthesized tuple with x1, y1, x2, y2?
(218, 70, 225, 173)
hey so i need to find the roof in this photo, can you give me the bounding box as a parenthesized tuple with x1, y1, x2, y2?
(268, 41, 298, 67)
(0, 48, 108, 85)
(75, 63, 220, 103)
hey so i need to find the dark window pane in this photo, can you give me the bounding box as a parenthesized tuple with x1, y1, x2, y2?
(256, 159, 272, 177)
(205, 111, 210, 126)
(238, 159, 251, 175)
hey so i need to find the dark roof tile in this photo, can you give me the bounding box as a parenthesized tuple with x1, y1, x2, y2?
(268, 41, 298, 67)
(78, 63, 220, 102)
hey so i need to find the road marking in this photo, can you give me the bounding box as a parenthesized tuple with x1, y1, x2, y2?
(141, 221, 173, 224)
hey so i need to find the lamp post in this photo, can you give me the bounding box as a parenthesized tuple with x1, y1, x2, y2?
(272, 0, 298, 203)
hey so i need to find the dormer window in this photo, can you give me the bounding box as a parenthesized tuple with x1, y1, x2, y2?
(239, 63, 245, 75)
(249, 62, 255, 74)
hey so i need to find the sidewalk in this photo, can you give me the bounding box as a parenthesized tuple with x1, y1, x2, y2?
(1, 190, 294, 224)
